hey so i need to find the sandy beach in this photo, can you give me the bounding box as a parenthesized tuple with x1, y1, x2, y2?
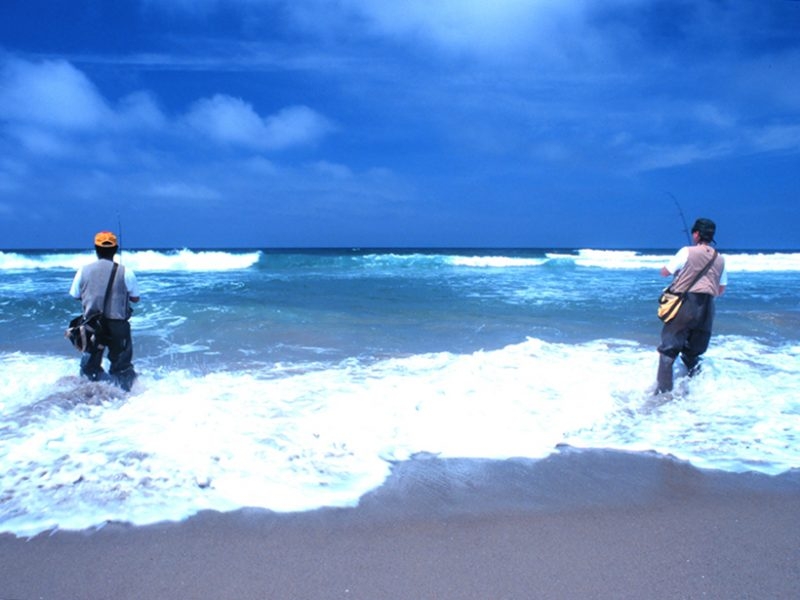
(2, 448, 799, 599)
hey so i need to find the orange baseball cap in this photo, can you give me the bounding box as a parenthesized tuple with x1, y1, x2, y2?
(94, 231, 118, 247)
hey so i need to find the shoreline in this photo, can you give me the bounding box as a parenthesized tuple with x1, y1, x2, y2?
(4, 246, 800, 253)
(2, 448, 799, 599)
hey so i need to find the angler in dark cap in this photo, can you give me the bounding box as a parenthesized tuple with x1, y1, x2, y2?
(656, 218, 727, 394)
(691, 218, 717, 244)
(69, 231, 140, 391)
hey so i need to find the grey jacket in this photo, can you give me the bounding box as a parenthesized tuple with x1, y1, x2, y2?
(76, 260, 132, 320)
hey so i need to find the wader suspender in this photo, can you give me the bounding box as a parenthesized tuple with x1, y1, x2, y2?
(102, 263, 119, 318)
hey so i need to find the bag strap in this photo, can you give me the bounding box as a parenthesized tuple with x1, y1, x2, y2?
(102, 262, 119, 317)
(677, 249, 718, 294)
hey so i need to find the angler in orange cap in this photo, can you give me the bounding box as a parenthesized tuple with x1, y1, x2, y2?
(69, 231, 140, 391)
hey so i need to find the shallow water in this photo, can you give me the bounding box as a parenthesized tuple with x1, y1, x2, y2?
(1, 247, 798, 536)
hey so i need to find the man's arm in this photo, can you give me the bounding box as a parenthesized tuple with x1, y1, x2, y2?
(717, 262, 728, 296)
(69, 268, 82, 299)
(125, 269, 140, 303)
(662, 247, 689, 278)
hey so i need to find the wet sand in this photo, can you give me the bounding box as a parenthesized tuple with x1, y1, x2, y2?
(2, 449, 799, 599)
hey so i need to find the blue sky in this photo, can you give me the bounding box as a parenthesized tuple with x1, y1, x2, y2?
(1, 0, 798, 249)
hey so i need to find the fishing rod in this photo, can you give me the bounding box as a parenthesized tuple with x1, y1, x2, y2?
(667, 192, 692, 244)
(117, 212, 124, 264)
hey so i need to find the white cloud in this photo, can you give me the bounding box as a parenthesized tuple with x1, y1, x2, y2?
(243, 156, 279, 175)
(150, 181, 222, 201)
(280, 0, 652, 63)
(144, 0, 658, 63)
(263, 105, 333, 149)
(0, 57, 112, 131)
(635, 141, 735, 171)
(692, 103, 736, 129)
(116, 92, 167, 131)
(5, 125, 76, 157)
(749, 124, 800, 154)
(184, 94, 266, 147)
(280, 0, 556, 58)
(0, 57, 167, 159)
(631, 122, 800, 172)
(310, 160, 353, 179)
(0, 57, 329, 159)
(344, 0, 573, 49)
(184, 94, 332, 150)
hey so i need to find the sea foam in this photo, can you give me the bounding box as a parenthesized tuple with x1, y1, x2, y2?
(1, 334, 797, 536)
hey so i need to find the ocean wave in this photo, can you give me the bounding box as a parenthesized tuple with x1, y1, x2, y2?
(0, 251, 91, 271)
(567, 249, 667, 270)
(448, 256, 549, 268)
(123, 249, 262, 272)
(0, 249, 263, 272)
(723, 252, 800, 272)
(569, 249, 800, 272)
(447, 249, 800, 272)
(2, 248, 798, 273)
